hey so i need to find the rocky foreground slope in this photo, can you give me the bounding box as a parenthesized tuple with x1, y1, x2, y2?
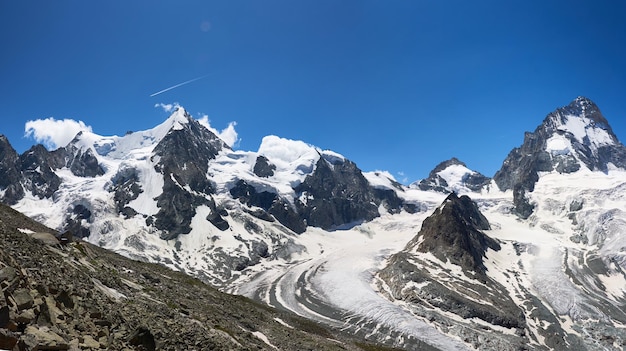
(0, 203, 400, 351)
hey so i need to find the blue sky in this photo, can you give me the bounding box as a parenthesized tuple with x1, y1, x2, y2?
(1, 1, 625, 183)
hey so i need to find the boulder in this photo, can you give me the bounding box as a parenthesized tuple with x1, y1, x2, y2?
(12, 289, 33, 311)
(21, 326, 69, 350)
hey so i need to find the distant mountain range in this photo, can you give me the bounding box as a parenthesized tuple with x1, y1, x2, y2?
(2, 96, 626, 350)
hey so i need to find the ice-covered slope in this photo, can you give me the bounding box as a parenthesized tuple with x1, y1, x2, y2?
(232, 169, 626, 351)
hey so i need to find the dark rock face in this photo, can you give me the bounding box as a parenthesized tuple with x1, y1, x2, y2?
(494, 97, 626, 218)
(372, 188, 419, 214)
(151, 113, 229, 239)
(206, 209, 230, 231)
(0, 136, 25, 205)
(232, 155, 415, 233)
(0, 137, 68, 204)
(110, 166, 142, 218)
(65, 144, 105, 177)
(414, 193, 498, 275)
(418, 158, 491, 193)
(0, 132, 106, 206)
(294, 157, 381, 230)
(152, 121, 225, 196)
(268, 198, 307, 233)
(230, 180, 306, 233)
(63, 204, 92, 238)
(230, 179, 278, 210)
(253, 155, 276, 178)
(19, 145, 63, 200)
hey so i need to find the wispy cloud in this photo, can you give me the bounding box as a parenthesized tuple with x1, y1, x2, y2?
(24, 117, 93, 150)
(397, 171, 409, 184)
(197, 114, 240, 148)
(149, 75, 210, 97)
(154, 102, 180, 113)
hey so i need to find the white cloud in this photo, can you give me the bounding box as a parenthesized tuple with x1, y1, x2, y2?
(258, 135, 319, 170)
(154, 102, 180, 113)
(24, 117, 93, 150)
(197, 114, 240, 148)
(397, 171, 409, 184)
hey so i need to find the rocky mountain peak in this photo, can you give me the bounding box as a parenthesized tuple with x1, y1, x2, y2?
(543, 96, 618, 147)
(378, 194, 524, 333)
(494, 97, 626, 218)
(430, 157, 466, 174)
(0, 135, 23, 205)
(563, 96, 608, 125)
(413, 193, 499, 275)
(416, 158, 491, 193)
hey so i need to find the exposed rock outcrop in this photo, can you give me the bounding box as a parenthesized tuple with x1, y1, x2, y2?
(414, 193, 499, 275)
(379, 194, 526, 345)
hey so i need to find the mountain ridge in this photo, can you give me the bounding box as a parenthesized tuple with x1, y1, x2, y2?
(1, 97, 626, 350)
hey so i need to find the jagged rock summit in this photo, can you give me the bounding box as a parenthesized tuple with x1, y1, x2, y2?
(494, 96, 626, 218)
(413, 192, 499, 275)
(378, 194, 527, 348)
(416, 158, 491, 193)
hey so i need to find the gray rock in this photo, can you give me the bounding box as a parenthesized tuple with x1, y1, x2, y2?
(151, 111, 228, 240)
(22, 325, 69, 350)
(379, 193, 526, 348)
(12, 288, 34, 311)
(253, 155, 276, 178)
(415, 193, 498, 275)
(0, 266, 17, 284)
(294, 157, 380, 230)
(63, 137, 105, 178)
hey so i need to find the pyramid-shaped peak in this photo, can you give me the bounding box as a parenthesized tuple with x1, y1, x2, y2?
(414, 193, 498, 274)
(554, 96, 607, 126)
(573, 96, 596, 107)
(494, 97, 626, 218)
(416, 158, 490, 193)
(167, 106, 192, 127)
(544, 97, 617, 145)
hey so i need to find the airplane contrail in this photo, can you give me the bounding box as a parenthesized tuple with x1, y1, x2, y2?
(149, 74, 210, 97)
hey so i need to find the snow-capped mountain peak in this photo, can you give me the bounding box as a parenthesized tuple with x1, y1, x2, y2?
(494, 96, 626, 218)
(152, 106, 191, 134)
(544, 96, 618, 157)
(415, 157, 491, 193)
(67, 106, 210, 162)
